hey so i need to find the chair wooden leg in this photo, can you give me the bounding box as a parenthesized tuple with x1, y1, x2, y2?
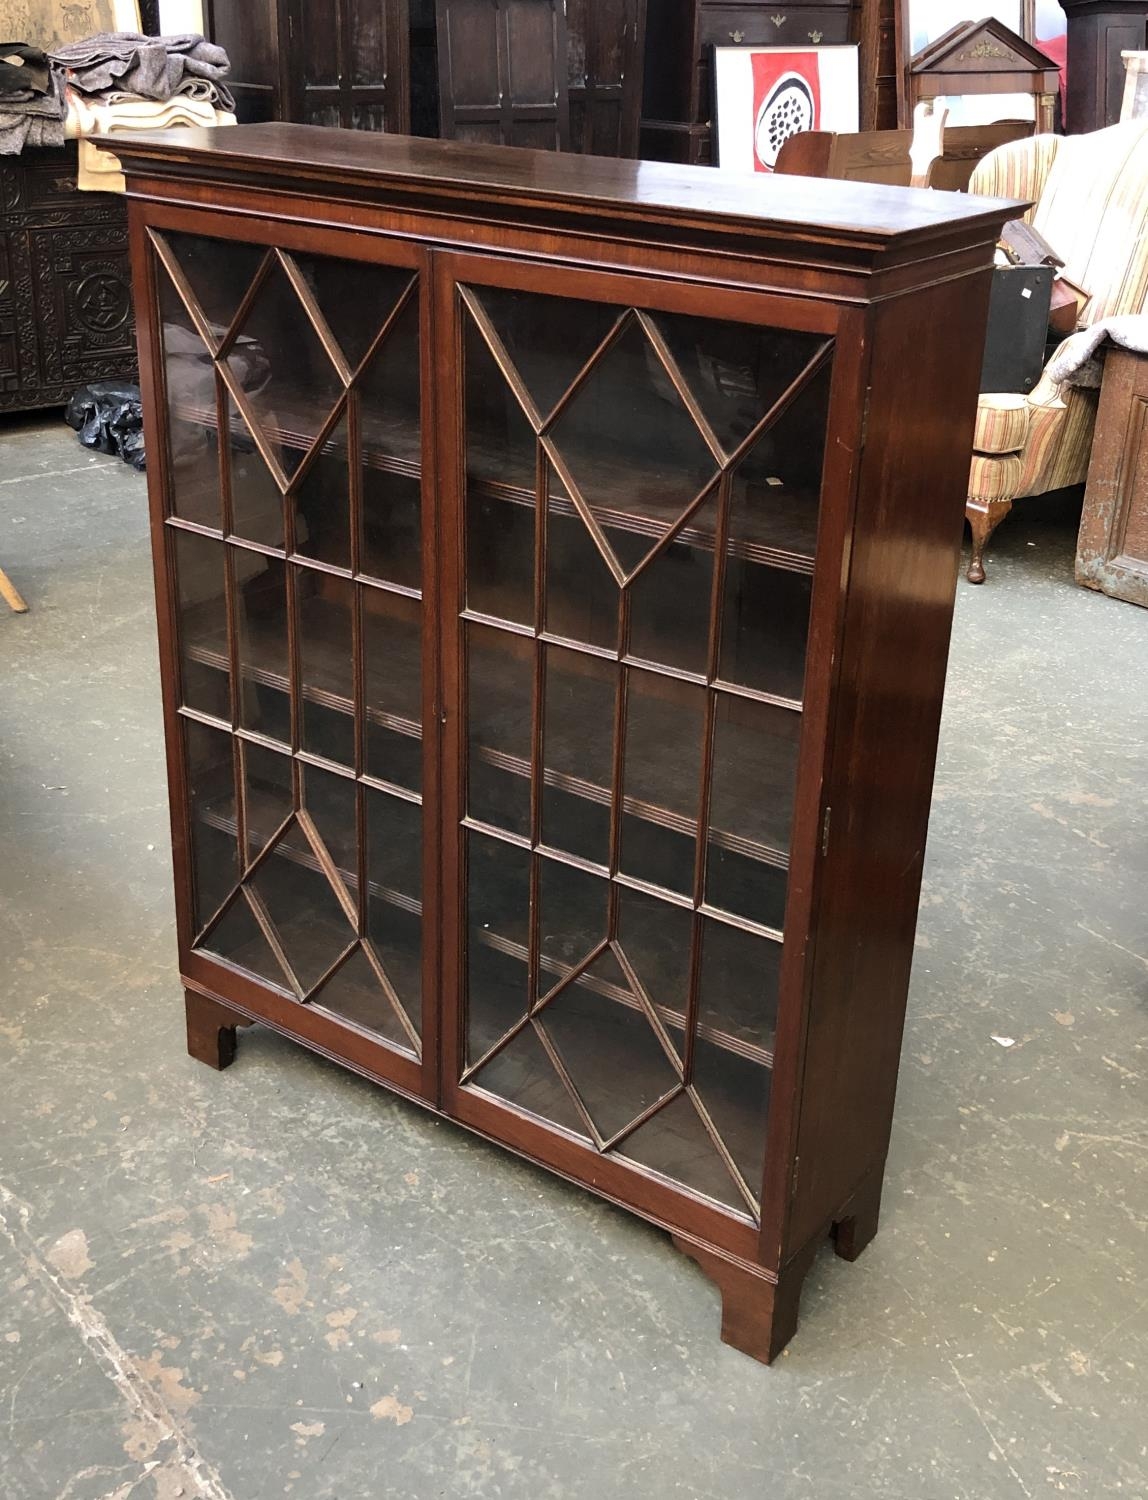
(0, 566, 28, 613)
(185, 989, 249, 1070)
(965, 498, 1012, 584)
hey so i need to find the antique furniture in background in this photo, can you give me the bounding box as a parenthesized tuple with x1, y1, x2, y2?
(117, 121, 1015, 1362)
(435, 0, 569, 147)
(966, 119, 1148, 582)
(908, 18, 1061, 135)
(1059, 0, 1148, 131)
(566, 0, 648, 155)
(1119, 48, 1148, 119)
(1076, 346, 1148, 605)
(0, 143, 136, 414)
(201, 0, 411, 131)
(912, 115, 1034, 190)
(641, 0, 902, 164)
(774, 127, 912, 184)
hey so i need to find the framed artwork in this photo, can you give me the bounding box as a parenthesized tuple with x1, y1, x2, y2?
(0, 0, 142, 48)
(713, 45, 860, 174)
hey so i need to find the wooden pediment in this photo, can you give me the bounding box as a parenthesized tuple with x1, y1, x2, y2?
(910, 18, 1060, 83)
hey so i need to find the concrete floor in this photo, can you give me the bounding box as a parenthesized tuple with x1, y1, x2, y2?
(0, 413, 1145, 1500)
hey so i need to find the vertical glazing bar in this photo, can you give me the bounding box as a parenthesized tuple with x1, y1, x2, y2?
(605, 585, 632, 943)
(527, 441, 548, 1008)
(350, 388, 369, 939)
(216, 363, 248, 873)
(684, 470, 734, 1081)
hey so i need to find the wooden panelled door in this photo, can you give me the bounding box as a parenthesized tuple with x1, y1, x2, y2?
(566, 0, 647, 156)
(148, 221, 435, 1101)
(437, 253, 840, 1243)
(436, 0, 570, 148)
(289, 0, 411, 132)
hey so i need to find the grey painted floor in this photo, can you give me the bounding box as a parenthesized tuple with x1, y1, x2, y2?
(0, 414, 1145, 1500)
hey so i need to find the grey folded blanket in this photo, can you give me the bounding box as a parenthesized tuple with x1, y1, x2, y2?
(49, 32, 234, 112)
(1045, 316, 1148, 390)
(0, 31, 233, 155)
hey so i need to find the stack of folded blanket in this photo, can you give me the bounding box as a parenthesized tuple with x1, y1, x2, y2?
(0, 31, 233, 155)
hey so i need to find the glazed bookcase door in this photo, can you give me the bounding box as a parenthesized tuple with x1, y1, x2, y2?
(147, 220, 433, 1097)
(440, 255, 840, 1245)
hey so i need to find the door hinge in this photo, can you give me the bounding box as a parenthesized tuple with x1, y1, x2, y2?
(860, 386, 872, 449)
(791, 1156, 800, 1201)
(821, 805, 832, 856)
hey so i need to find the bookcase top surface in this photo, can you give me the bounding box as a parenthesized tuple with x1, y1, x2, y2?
(115, 123, 1024, 250)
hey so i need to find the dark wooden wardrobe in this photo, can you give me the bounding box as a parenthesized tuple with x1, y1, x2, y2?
(202, 0, 411, 132)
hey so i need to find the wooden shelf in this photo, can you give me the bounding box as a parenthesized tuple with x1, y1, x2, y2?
(466, 421, 820, 575)
(193, 786, 772, 1067)
(182, 590, 794, 870)
(172, 395, 819, 574)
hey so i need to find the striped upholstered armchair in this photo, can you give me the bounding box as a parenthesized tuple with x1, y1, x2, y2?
(966, 122, 1148, 583)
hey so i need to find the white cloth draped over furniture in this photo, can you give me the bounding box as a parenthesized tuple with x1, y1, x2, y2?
(966, 122, 1148, 582)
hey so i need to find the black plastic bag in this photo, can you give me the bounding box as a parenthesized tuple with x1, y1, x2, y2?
(64, 380, 146, 471)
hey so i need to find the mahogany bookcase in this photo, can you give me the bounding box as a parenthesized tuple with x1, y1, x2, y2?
(117, 124, 1018, 1363)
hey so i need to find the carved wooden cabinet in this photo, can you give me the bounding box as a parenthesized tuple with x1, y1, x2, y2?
(203, 0, 411, 131)
(566, 0, 648, 155)
(119, 123, 1016, 1363)
(0, 144, 136, 413)
(1060, 0, 1148, 131)
(641, 0, 902, 164)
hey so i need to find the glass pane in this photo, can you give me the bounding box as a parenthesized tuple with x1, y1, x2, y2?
(248, 832, 356, 994)
(163, 231, 266, 338)
(537, 858, 608, 992)
(538, 949, 680, 1141)
(362, 466, 421, 590)
(200, 891, 291, 990)
(541, 645, 614, 868)
(159, 269, 221, 529)
(645, 312, 828, 457)
(466, 831, 530, 1063)
(235, 551, 289, 745)
(359, 293, 420, 472)
(297, 569, 355, 768)
(293, 415, 350, 570)
(242, 739, 293, 863)
(545, 473, 623, 652)
(697, 918, 780, 1056)
(285, 254, 413, 373)
(311, 946, 415, 1053)
(467, 621, 532, 838)
(618, 1092, 746, 1214)
(470, 1025, 591, 1140)
(366, 787, 422, 1038)
(172, 529, 229, 722)
(549, 317, 718, 545)
(620, 671, 705, 897)
(184, 718, 237, 934)
(302, 761, 357, 894)
(723, 361, 831, 568)
(362, 586, 422, 790)
(720, 561, 812, 703)
(692, 1040, 771, 1207)
(616, 885, 693, 1034)
(469, 283, 619, 423)
(466, 311, 536, 482)
(708, 696, 800, 878)
(229, 423, 284, 550)
(626, 491, 718, 676)
(228, 255, 345, 482)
